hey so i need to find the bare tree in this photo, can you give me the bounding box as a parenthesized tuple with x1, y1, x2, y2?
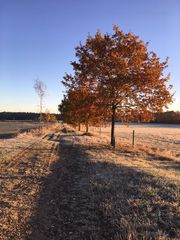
(34, 78, 46, 122)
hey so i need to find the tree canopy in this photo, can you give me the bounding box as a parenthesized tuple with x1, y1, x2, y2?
(60, 25, 173, 146)
(58, 87, 104, 132)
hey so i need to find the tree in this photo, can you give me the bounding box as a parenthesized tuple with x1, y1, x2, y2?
(154, 111, 180, 124)
(63, 25, 173, 146)
(58, 95, 71, 123)
(42, 113, 57, 122)
(34, 78, 46, 122)
(59, 87, 103, 132)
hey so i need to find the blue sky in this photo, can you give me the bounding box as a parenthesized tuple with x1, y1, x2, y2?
(0, 0, 179, 113)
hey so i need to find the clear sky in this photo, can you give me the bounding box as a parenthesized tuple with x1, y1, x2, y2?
(0, 0, 179, 113)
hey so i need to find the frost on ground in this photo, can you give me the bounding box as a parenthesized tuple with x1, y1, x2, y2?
(0, 121, 48, 139)
(0, 125, 60, 240)
(87, 124, 180, 160)
(0, 125, 180, 239)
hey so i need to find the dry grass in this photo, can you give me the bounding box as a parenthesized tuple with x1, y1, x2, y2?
(83, 124, 180, 160)
(0, 124, 60, 240)
(28, 126, 180, 239)
(0, 121, 50, 139)
(0, 124, 179, 239)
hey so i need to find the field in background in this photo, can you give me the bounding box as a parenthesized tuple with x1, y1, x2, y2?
(87, 124, 180, 160)
(0, 121, 48, 139)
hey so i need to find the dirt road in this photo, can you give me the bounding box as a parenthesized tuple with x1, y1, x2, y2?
(0, 128, 60, 240)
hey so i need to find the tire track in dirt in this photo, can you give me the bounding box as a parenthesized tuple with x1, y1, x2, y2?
(0, 129, 60, 240)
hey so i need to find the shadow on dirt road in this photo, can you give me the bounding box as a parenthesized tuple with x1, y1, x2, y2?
(27, 135, 180, 240)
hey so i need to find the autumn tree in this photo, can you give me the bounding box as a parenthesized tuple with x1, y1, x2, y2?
(58, 92, 82, 128)
(59, 87, 103, 132)
(63, 25, 173, 146)
(42, 111, 57, 122)
(58, 96, 71, 123)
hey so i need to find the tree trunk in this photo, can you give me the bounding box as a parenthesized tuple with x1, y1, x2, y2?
(78, 123, 81, 131)
(111, 106, 116, 147)
(40, 96, 42, 122)
(85, 123, 89, 133)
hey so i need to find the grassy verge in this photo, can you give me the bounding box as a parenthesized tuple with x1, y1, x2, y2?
(28, 130, 180, 240)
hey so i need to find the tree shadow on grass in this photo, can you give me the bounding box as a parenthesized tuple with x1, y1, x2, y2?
(158, 160, 180, 171)
(144, 154, 180, 173)
(27, 135, 180, 240)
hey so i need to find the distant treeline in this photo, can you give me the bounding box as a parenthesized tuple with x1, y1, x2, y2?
(0, 111, 179, 124)
(0, 112, 61, 121)
(153, 111, 180, 124)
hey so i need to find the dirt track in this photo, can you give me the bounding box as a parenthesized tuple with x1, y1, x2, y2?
(0, 130, 60, 240)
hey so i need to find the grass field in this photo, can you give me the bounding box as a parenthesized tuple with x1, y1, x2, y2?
(0, 121, 48, 138)
(0, 124, 179, 239)
(87, 124, 180, 161)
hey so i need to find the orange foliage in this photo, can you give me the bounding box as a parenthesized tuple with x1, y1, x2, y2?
(61, 25, 173, 145)
(59, 87, 104, 131)
(41, 113, 57, 122)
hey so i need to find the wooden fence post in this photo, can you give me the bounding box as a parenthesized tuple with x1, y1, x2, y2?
(112, 136, 115, 148)
(132, 130, 135, 147)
